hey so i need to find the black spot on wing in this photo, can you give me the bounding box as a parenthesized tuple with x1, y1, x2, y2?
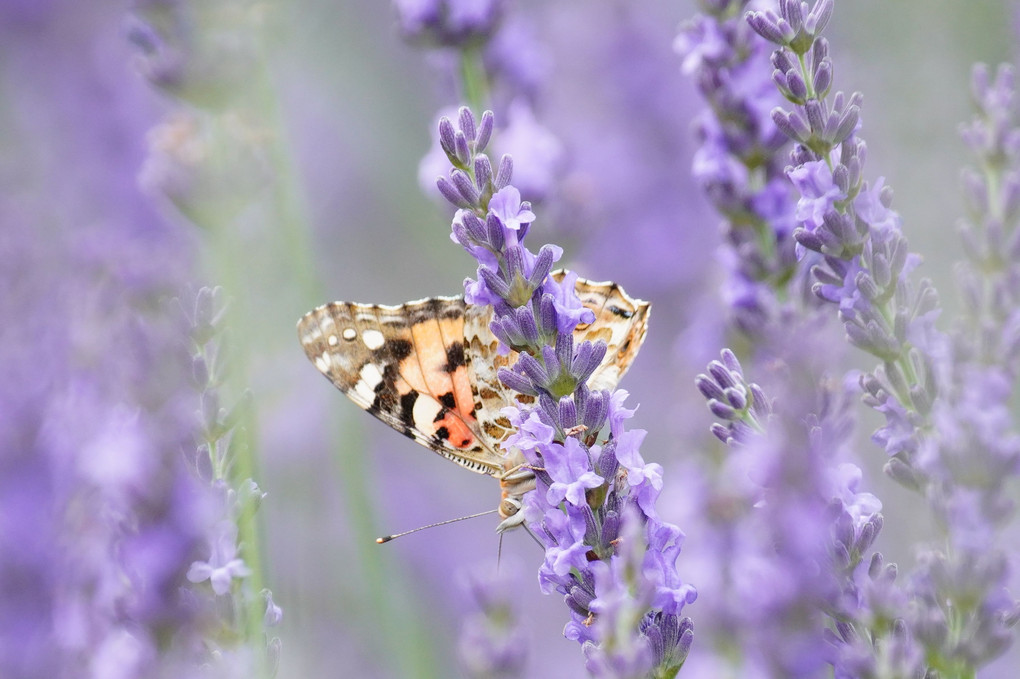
(385, 338, 413, 361)
(608, 304, 634, 319)
(438, 392, 456, 410)
(399, 391, 418, 427)
(435, 426, 450, 440)
(443, 341, 465, 373)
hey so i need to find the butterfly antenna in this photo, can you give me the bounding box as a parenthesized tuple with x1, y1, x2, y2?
(376, 509, 498, 543)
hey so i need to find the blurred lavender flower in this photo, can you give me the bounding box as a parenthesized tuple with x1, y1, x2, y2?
(743, 1, 1020, 673)
(437, 107, 696, 677)
(694, 341, 888, 678)
(394, 0, 503, 46)
(458, 565, 528, 679)
(676, 0, 808, 339)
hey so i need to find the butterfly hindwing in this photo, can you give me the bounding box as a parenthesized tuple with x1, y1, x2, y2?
(464, 271, 651, 448)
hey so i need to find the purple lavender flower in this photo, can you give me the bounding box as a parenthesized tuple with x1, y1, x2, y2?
(394, 0, 503, 46)
(693, 338, 891, 678)
(743, 2, 1020, 673)
(437, 106, 696, 675)
(676, 0, 808, 339)
(458, 565, 528, 678)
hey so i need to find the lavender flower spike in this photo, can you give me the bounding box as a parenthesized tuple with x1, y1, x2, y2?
(439, 109, 695, 674)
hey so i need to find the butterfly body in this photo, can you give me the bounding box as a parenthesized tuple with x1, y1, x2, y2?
(297, 271, 649, 530)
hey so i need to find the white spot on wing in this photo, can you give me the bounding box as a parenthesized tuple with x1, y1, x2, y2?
(362, 329, 385, 350)
(342, 327, 357, 341)
(327, 335, 339, 346)
(412, 394, 443, 431)
(315, 351, 331, 373)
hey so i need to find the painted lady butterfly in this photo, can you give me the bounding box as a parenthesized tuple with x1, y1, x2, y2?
(297, 271, 650, 531)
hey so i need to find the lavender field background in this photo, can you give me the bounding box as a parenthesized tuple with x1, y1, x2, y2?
(2, 1, 1019, 677)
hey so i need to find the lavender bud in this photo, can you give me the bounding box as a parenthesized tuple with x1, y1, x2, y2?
(458, 106, 477, 145)
(479, 267, 511, 300)
(581, 389, 608, 433)
(786, 69, 808, 101)
(709, 399, 737, 420)
(710, 422, 731, 443)
(437, 176, 471, 208)
(485, 213, 505, 252)
(461, 211, 488, 243)
(474, 154, 492, 192)
(539, 294, 558, 336)
(475, 111, 494, 153)
(724, 386, 747, 411)
(515, 306, 540, 345)
(494, 154, 513, 189)
(558, 397, 577, 429)
(600, 509, 621, 548)
(438, 116, 457, 158)
(529, 245, 556, 288)
(746, 10, 786, 45)
(498, 367, 537, 396)
(884, 456, 921, 491)
(695, 374, 726, 402)
(573, 341, 606, 384)
(809, 0, 834, 34)
(452, 169, 480, 205)
(518, 353, 550, 387)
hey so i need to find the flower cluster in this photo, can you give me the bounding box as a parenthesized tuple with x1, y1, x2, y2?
(706, 1, 1020, 674)
(675, 0, 806, 338)
(746, 0, 943, 479)
(437, 107, 696, 676)
(694, 343, 890, 677)
(178, 287, 283, 676)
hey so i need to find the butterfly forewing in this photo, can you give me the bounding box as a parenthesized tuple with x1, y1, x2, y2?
(297, 297, 504, 476)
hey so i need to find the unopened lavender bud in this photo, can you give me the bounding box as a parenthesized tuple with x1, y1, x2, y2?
(709, 399, 737, 421)
(438, 176, 471, 208)
(474, 154, 492, 192)
(813, 59, 832, 97)
(724, 386, 747, 411)
(485, 213, 505, 251)
(529, 245, 556, 288)
(479, 267, 511, 300)
(695, 374, 726, 402)
(786, 69, 808, 101)
(454, 131, 471, 167)
(494, 154, 513, 189)
(746, 10, 787, 45)
(475, 110, 494, 153)
(452, 169, 480, 205)
(438, 116, 457, 159)
(458, 106, 477, 145)
(710, 422, 731, 443)
(498, 366, 537, 396)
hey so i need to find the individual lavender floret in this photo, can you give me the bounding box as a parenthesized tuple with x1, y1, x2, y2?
(439, 108, 696, 675)
(676, 0, 808, 338)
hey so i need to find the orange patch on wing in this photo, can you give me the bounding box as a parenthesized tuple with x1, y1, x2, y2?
(437, 410, 476, 449)
(410, 317, 454, 398)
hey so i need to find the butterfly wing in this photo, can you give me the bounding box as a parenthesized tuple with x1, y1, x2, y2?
(298, 272, 650, 473)
(465, 271, 651, 445)
(297, 297, 505, 477)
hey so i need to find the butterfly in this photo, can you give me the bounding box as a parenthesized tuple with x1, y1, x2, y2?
(297, 271, 650, 532)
